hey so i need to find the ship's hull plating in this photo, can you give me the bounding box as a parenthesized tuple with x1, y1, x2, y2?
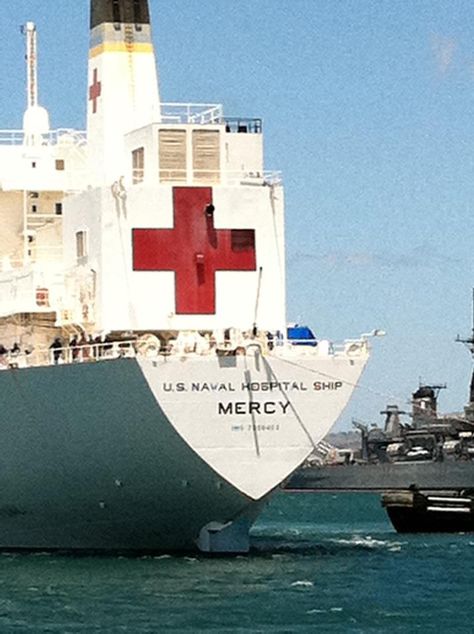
(285, 461, 474, 492)
(0, 349, 366, 552)
(0, 359, 255, 551)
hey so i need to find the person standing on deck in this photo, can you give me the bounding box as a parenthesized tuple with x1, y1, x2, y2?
(49, 337, 63, 364)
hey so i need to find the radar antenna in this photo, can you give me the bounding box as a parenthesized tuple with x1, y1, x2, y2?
(456, 289, 474, 407)
(456, 288, 474, 355)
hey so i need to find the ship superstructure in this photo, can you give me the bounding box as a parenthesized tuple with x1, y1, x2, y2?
(0, 1, 370, 552)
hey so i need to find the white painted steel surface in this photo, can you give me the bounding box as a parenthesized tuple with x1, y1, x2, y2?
(139, 347, 368, 499)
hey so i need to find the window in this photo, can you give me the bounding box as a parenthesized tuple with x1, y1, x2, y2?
(31, 161, 37, 168)
(31, 204, 37, 213)
(55, 159, 65, 171)
(159, 130, 186, 182)
(192, 130, 220, 182)
(55, 203, 62, 215)
(132, 147, 145, 184)
(76, 231, 87, 260)
(231, 229, 255, 252)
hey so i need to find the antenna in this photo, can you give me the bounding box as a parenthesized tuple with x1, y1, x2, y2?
(21, 22, 38, 109)
(252, 266, 263, 336)
(456, 287, 474, 356)
(20, 22, 50, 147)
(456, 289, 474, 408)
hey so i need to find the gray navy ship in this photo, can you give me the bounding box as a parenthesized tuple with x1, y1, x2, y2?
(286, 383, 474, 492)
(287, 292, 474, 494)
(285, 297, 474, 533)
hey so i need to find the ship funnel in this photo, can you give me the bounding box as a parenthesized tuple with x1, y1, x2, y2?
(87, 0, 160, 184)
(381, 405, 403, 437)
(91, 0, 151, 28)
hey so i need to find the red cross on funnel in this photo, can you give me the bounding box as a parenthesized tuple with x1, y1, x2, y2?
(89, 68, 101, 114)
(132, 187, 256, 314)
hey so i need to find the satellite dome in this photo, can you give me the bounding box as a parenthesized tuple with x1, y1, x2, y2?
(23, 105, 50, 145)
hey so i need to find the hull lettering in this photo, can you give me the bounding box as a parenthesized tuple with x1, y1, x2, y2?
(218, 401, 290, 415)
(313, 381, 343, 391)
(242, 381, 307, 391)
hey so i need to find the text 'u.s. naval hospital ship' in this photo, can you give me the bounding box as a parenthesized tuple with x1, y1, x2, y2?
(0, 0, 371, 553)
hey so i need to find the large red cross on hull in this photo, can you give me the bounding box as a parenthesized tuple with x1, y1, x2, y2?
(132, 187, 256, 314)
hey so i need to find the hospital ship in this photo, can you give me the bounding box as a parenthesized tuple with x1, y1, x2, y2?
(0, 0, 370, 552)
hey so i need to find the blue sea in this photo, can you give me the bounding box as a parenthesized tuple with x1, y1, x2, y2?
(0, 492, 473, 632)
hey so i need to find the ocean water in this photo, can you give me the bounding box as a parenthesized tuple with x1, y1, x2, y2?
(0, 493, 472, 633)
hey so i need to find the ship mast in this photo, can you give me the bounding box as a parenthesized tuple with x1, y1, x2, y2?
(21, 22, 50, 147)
(456, 289, 474, 354)
(23, 22, 38, 109)
(456, 288, 474, 411)
(19, 22, 52, 265)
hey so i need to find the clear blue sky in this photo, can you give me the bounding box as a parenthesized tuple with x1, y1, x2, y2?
(3, 0, 474, 428)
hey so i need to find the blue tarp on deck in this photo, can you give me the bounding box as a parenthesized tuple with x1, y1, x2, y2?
(287, 325, 317, 346)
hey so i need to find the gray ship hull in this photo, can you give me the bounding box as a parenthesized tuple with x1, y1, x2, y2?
(0, 359, 256, 552)
(285, 461, 474, 492)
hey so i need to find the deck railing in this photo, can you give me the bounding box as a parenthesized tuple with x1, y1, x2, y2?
(160, 103, 224, 125)
(0, 107, 264, 146)
(156, 169, 282, 187)
(0, 128, 86, 147)
(0, 334, 369, 371)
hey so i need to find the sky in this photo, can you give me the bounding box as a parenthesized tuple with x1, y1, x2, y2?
(2, 0, 474, 429)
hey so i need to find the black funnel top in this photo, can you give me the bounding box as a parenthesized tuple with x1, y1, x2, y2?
(90, 0, 150, 29)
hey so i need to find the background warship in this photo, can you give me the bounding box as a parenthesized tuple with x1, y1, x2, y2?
(286, 296, 474, 532)
(287, 291, 474, 495)
(285, 382, 474, 492)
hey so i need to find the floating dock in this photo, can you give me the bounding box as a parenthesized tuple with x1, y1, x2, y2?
(382, 489, 474, 533)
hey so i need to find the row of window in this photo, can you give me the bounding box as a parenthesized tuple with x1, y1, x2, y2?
(29, 159, 65, 171)
(29, 203, 62, 215)
(132, 129, 220, 185)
